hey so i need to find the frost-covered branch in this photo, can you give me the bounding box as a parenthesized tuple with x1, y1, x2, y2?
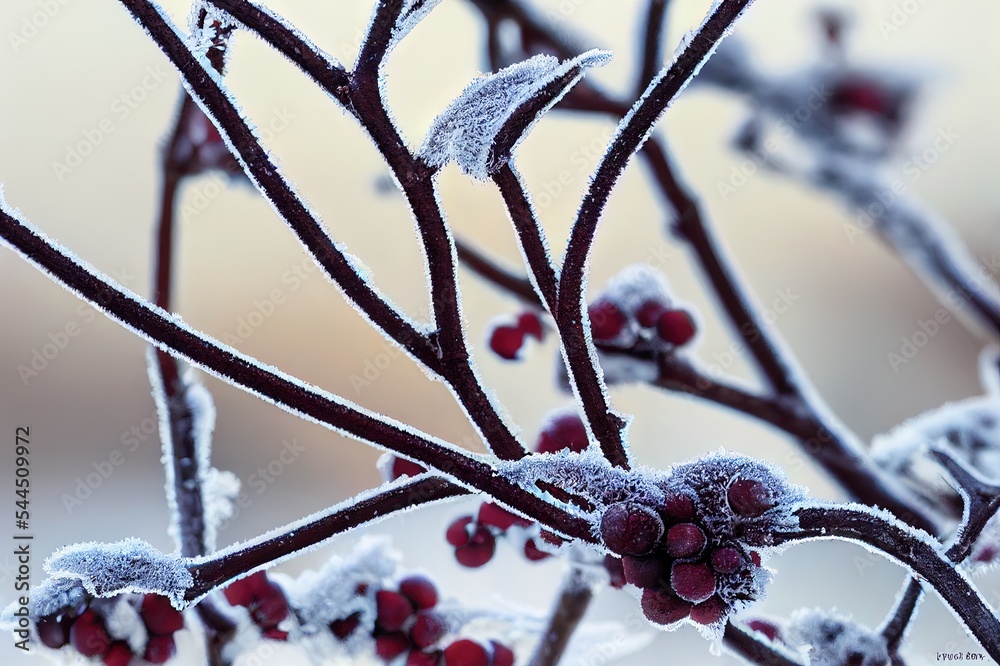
(637, 0, 670, 97)
(0, 205, 595, 542)
(722, 621, 805, 666)
(528, 566, 594, 666)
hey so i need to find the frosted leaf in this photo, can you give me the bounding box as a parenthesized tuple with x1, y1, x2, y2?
(45, 539, 192, 608)
(419, 50, 612, 179)
(784, 609, 888, 666)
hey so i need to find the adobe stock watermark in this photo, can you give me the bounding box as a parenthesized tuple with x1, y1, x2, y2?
(220, 253, 317, 346)
(16, 267, 136, 385)
(51, 65, 173, 182)
(214, 439, 308, 534)
(886, 254, 999, 373)
(878, 0, 933, 40)
(61, 414, 159, 514)
(7, 0, 74, 54)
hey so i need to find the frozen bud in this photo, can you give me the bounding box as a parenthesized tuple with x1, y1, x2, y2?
(665, 523, 707, 558)
(690, 595, 728, 625)
(589, 300, 627, 341)
(139, 593, 185, 636)
(670, 562, 716, 603)
(727, 479, 774, 517)
(601, 503, 665, 556)
(478, 502, 531, 531)
(536, 411, 589, 454)
(517, 311, 544, 340)
(410, 611, 447, 649)
(656, 310, 696, 346)
(70, 610, 111, 658)
(491, 641, 516, 666)
(444, 639, 490, 666)
(399, 575, 438, 611)
(710, 547, 743, 574)
(376, 633, 412, 661)
(489, 324, 525, 360)
(376, 590, 415, 632)
(636, 299, 668, 328)
(143, 634, 176, 664)
(641, 588, 691, 626)
(622, 556, 667, 589)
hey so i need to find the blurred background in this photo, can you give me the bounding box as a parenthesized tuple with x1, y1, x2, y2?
(1, 0, 998, 663)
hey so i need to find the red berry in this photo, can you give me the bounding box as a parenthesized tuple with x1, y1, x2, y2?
(523, 539, 551, 561)
(251, 588, 289, 629)
(727, 479, 774, 517)
(36, 614, 68, 649)
(399, 575, 439, 611)
(600, 503, 664, 556)
(517, 312, 544, 340)
(641, 588, 691, 626)
(455, 539, 496, 568)
(603, 555, 627, 589)
(377, 590, 415, 632)
(444, 639, 490, 666)
(665, 523, 706, 558)
(140, 594, 185, 636)
(656, 310, 696, 345)
(830, 80, 888, 115)
(490, 641, 515, 666)
(489, 325, 525, 360)
(536, 412, 589, 454)
(223, 571, 270, 607)
(376, 633, 412, 661)
(659, 492, 695, 521)
(621, 555, 667, 589)
(410, 611, 446, 649)
(446, 516, 475, 547)
(478, 502, 530, 531)
(749, 551, 761, 567)
(746, 618, 780, 642)
(392, 457, 428, 480)
(670, 562, 716, 603)
(262, 627, 289, 641)
(589, 300, 627, 341)
(103, 641, 133, 666)
(711, 547, 743, 574)
(70, 610, 111, 658)
(408, 650, 442, 666)
(330, 612, 361, 640)
(144, 634, 176, 664)
(636, 299, 668, 328)
(690, 595, 728, 625)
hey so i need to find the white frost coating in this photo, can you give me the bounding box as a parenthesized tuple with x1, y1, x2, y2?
(419, 50, 612, 180)
(784, 609, 888, 666)
(389, 0, 446, 53)
(44, 539, 193, 609)
(0, 577, 86, 625)
(97, 596, 149, 653)
(186, 1, 241, 60)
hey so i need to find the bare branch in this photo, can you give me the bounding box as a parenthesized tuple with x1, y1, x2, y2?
(723, 622, 805, 666)
(528, 567, 594, 666)
(637, 0, 670, 96)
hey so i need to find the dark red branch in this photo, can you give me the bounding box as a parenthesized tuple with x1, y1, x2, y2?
(456, 239, 544, 307)
(723, 622, 804, 666)
(528, 567, 594, 666)
(637, 0, 670, 96)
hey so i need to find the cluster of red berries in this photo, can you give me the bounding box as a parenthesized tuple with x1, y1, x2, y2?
(488, 311, 545, 361)
(222, 571, 291, 640)
(329, 575, 515, 666)
(600, 473, 780, 629)
(589, 296, 696, 349)
(34, 593, 184, 665)
(443, 410, 586, 567)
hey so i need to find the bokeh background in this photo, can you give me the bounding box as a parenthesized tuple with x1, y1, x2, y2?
(1, 0, 999, 663)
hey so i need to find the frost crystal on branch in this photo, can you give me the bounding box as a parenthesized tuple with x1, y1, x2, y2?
(419, 50, 611, 179)
(784, 609, 888, 666)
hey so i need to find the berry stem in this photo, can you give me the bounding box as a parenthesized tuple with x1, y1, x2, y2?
(528, 567, 594, 666)
(636, 0, 671, 98)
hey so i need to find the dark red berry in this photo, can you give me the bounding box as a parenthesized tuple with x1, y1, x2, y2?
(589, 300, 627, 341)
(399, 575, 439, 611)
(536, 412, 589, 454)
(665, 523, 706, 558)
(70, 610, 111, 658)
(641, 588, 691, 625)
(451, 520, 496, 568)
(392, 457, 428, 480)
(636, 299, 668, 328)
(140, 594, 185, 636)
(408, 650, 442, 666)
(455, 538, 496, 568)
(604, 555, 627, 589)
(330, 612, 361, 640)
(727, 479, 774, 517)
(690, 595, 728, 625)
(746, 619, 780, 642)
(377, 590, 415, 632)
(517, 312, 544, 340)
(36, 614, 68, 649)
(103, 641, 133, 666)
(144, 634, 176, 664)
(376, 633, 412, 661)
(444, 639, 489, 666)
(523, 539, 551, 561)
(262, 627, 289, 641)
(711, 547, 743, 574)
(656, 309, 696, 345)
(445, 516, 477, 547)
(489, 325, 525, 360)
(749, 551, 761, 567)
(478, 502, 530, 531)
(621, 555, 667, 589)
(671, 562, 716, 603)
(223, 571, 270, 607)
(659, 491, 695, 521)
(490, 641, 515, 666)
(251, 589, 289, 629)
(410, 611, 446, 649)
(830, 80, 889, 116)
(600, 503, 664, 556)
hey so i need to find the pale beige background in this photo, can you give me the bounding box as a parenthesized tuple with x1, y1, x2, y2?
(1, 0, 998, 664)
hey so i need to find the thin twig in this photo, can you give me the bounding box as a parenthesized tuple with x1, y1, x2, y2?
(637, 0, 670, 96)
(723, 622, 805, 666)
(528, 567, 594, 666)
(456, 239, 544, 307)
